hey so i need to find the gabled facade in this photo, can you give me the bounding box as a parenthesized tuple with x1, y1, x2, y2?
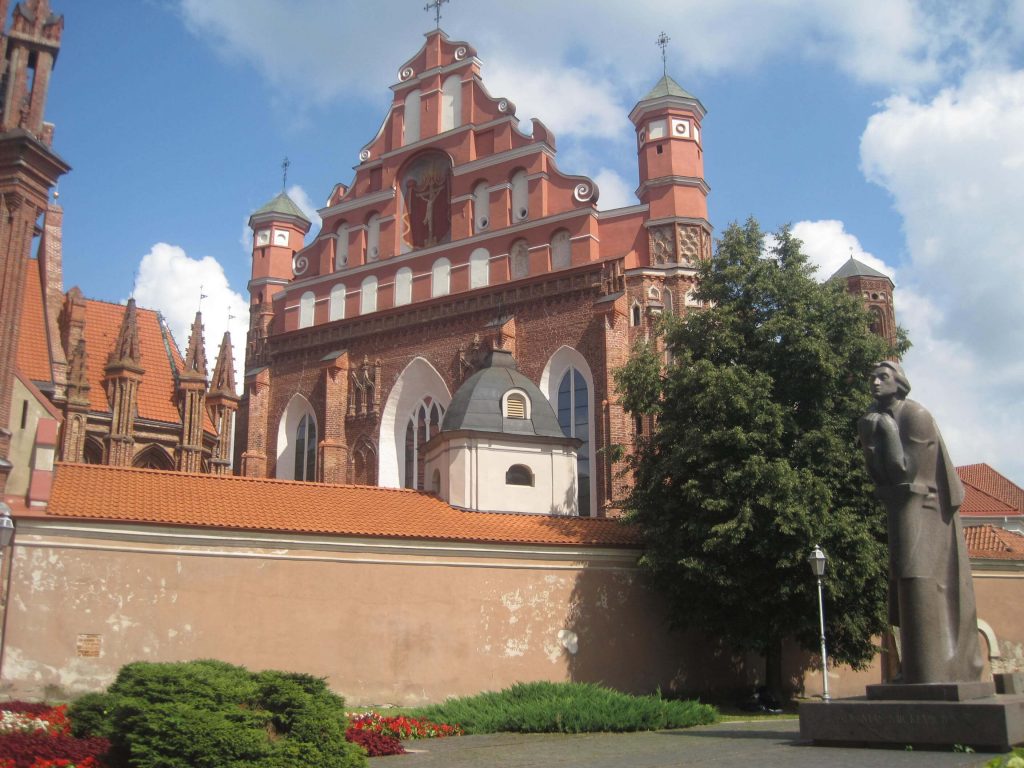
(236, 29, 712, 516)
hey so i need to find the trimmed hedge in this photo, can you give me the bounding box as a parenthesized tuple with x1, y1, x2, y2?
(410, 680, 718, 734)
(69, 660, 366, 768)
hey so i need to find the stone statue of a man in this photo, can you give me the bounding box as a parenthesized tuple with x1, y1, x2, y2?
(858, 361, 983, 684)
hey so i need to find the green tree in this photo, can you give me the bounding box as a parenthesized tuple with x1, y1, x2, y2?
(616, 218, 906, 697)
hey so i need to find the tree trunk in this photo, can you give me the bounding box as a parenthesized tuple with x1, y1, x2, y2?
(765, 637, 784, 703)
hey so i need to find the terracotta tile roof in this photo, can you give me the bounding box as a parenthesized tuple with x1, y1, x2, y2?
(81, 300, 214, 432)
(44, 463, 642, 548)
(964, 524, 1024, 561)
(16, 259, 52, 384)
(959, 464, 1024, 516)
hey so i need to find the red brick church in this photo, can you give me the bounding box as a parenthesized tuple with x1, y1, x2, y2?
(235, 27, 713, 516)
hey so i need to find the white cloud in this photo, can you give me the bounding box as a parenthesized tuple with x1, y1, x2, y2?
(285, 184, 323, 231)
(791, 220, 895, 282)
(859, 69, 1024, 482)
(593, 168, 636, 211)
(132, 243, 248, 394)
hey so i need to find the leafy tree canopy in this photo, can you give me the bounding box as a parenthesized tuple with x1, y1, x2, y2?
(615, 218, 907, 694)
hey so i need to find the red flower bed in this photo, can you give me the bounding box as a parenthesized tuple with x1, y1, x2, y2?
(344, 727, 405, 757)
(347, 713, 463, 740)
(0, 733, 108, 768)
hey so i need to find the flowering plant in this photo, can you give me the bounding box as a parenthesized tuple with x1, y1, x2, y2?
(29, 760, 98, 768)
(0, 708, 69, 738)
(0, 704, 107, 768)
(347, 712, 463, 740)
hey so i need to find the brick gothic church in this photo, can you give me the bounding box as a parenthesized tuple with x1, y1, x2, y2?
(235, 29, 715, 516)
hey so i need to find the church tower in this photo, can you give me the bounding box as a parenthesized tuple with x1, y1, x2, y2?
(630, 71, 711, 266)
(831, 256, 898, 349)
(176, 310, 208, 473)
(0, 0, 69, 489)
(244, 192, 311, 371)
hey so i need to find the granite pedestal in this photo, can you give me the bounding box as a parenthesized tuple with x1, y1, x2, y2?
(800, 683, 1024, 752)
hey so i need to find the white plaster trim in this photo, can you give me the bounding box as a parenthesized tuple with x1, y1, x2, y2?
(379, 357, 451, 488)
(978, 618, 1002, 658)
(597, 204, 648, 220)
(318, 188, 396, 219)
(635, 176, 711, 198)
(645, 215, 711, 229)
(454, 144, 556, 178)
(13, 522, 640, 569)
(626, 266, 700, 279)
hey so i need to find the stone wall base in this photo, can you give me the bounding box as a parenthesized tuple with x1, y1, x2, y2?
(800, 695, 1024, 753)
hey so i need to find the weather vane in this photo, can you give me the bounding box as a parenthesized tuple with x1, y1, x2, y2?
(281, 157, 290, 191)
(198, 284, 208, 312)
(657, 31, 671, 75)
(424, 0, 449, 29)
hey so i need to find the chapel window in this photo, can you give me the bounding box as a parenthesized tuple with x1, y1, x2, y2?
(504, 391, 528, 419)
(506, 464, 534, 487)
(294, 413, 317, 482)
(403, 396, 445, 490)
(558, 367, 591, 516)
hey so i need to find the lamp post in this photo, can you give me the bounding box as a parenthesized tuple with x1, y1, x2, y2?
(807, 544, 830, 701)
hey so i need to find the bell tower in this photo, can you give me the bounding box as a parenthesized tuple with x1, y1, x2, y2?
(630, 45, 711, 266)
(0, 0, 69, 490)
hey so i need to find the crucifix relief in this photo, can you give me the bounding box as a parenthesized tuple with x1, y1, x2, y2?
(401, 153, 452, 249)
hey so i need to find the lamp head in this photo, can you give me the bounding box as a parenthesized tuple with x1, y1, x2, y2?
(807, 544, 827, 578)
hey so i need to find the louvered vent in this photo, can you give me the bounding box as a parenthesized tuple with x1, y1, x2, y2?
(505, 393, 527, 419)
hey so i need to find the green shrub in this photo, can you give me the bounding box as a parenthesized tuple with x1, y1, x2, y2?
(986, 749, 1024, 767)
(410, 680, 718, 734)
(69, 660, 365, 768)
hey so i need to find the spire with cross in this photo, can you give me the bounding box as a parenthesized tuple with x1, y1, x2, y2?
(424, 0, 449, 29)
(656, 31, 671, 76)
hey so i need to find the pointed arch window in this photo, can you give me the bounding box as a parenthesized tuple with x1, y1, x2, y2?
(558, 367, 591, 516)
(299, 291, 315, 328)
(294, 414, 317, 481)
(404, 88, 422, 144)
(403, 396, 445, 490)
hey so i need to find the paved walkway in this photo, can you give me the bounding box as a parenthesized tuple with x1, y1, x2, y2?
(369, 719, 993, 767)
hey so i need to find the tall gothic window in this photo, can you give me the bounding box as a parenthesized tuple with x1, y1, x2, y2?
(441, 74, 461, 131)
(294, 414, 317, 481)
(394, 267, 413, 306)
(511, 239, 529, 280)
(551, 229, 571, 270)
(299, 291, 315, 328)
(404, 88, 422, 144)
(558, 368, 591, 516)
(403, 396, 445, 490)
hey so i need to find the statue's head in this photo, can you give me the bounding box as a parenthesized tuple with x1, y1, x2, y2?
(870, 360, 910, 400)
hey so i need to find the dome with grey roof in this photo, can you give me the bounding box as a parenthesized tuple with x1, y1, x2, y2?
(442, 349, 567, 439)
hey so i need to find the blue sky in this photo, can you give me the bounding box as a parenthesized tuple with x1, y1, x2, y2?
(41, 0, 1024, 483)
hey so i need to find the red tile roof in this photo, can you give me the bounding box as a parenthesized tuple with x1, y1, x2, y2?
(80, 300, 214, 432)
(16, 260, 53, 384)
(964, 524, 1024, 561)
(959, 464, 1024, 517)
(43, 463, 641, 548)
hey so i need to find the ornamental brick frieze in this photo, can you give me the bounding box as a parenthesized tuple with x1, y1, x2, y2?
(675, 224, 701, 264)
(265, 264, 611, 362)
(649, 225, 674, 265)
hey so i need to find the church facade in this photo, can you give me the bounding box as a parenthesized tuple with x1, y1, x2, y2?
(235, 29, 712, 516)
